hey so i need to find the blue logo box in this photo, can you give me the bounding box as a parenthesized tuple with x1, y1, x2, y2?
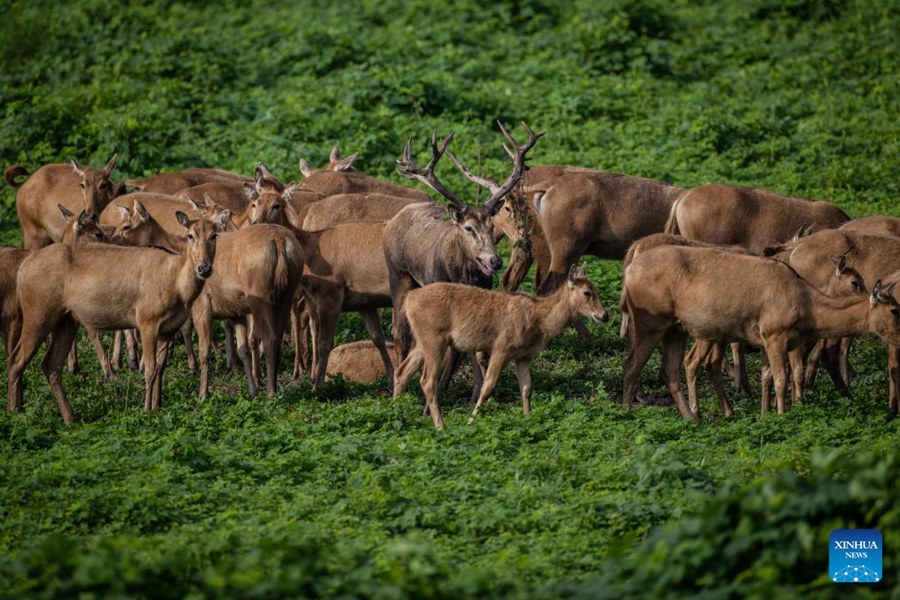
(830, 529, 882, 583)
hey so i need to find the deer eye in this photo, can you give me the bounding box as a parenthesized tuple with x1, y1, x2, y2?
(187, 234, 195, 241)
(464, 225, 474, 233)
(892, 308, 900, 321)
(210, 234, 218, 242)
(583, 290, 592, 298)
(272, 204, 282, 211)
(852, 281, 863, 292)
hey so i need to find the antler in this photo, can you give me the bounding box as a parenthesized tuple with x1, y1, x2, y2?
(397, 132, 465, 208)
(446, 148, 500, 194)
(483, 121, 545, 215)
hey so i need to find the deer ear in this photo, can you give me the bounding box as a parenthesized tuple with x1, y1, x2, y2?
(447, 204, 464, 223)
(77, 210, 94, 228)
(117, 205, 130, 219)
(57, 203, 75, 220)
(70, 160, 86, 176)
(568, 263, 577, 286)
(213, 210, 231, 232)
(577, 262, 588, 278)
(103, 153, 117, 175)
(243, 182, 259, 201)
(298, 159, 312, 178)
(335, 153, 357, 172)
(330, 145, 341, 163)
(203, 193, 217, 208)
(829, 255, 847, 275)
(175, 211, 191, 229)
(133, 199, 150, 222)
(187, 196, 203, 211)
(283, 181, 298, 202)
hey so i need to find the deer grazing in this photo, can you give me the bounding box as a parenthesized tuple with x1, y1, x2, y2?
(386, 122, 543, 361)
(8, 212, 222, 422)
(6, 155, 122, 250)
(621, 245, 900, 419)
(393, 264, 608, 429)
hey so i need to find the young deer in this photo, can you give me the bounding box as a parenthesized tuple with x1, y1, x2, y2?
(622, 246, 900, 419)
(7, 212, 221, 422)
(393, 264, 608, 430)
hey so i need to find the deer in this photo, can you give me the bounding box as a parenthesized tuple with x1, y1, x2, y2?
(301, 193, 425, 231)
(124, 167, 249, 194)
(294, 157, 431, 201)
(326, 341, 400, 384)
(174, 180, 250, 214)
(298, 145, 359, 176)
(621, 245, 900, 420)
(0, 208, 109, 367)
(485, 166, 684, 296)
(662, 183, 851, 396)
(840, 215, 900, 238)
(109, 200, 298, 398)
(7, 212, 222, 422)
(765, 228, 900, 411)
(386, 122, 544, 366)
(5, 154, 122, 250)
(393, 264, 608, 429)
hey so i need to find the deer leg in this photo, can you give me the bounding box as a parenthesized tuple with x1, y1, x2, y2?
(223, 321, 240, 372)
(360, 308, 394, 387)
(151, 339, 173, 410)
(838, 337, 854, 387)
(66, 339, 82, 376)
(8, 310, 59, 413)
(247, 314, 261, 389)
(291, 296, 310, 380)
(42, 318, 80, 423)
(469, 352, 488, 404)
(394, 346, 424, 398)
(111, 330, 123, 373)
(803, 338, 825, 389)
(730, 343, 751, 396)
(389, 272, 416, 359)
(421, 345, 447, 430)
(193, 297, 214, 399)
(140, 329, 159, 412)
(622, 323, 666, 411)
(763, 339, 789, 415)
(684, 339, 708, 416)
(247, 298, 280, 397)
(467, 351, 509, 425)
(312, 302, 341, 388)
(760, 358, 772, 416)
(705, 344, 734, 418)
(818, 337, 853, 398)
(126, 329, 140, 371)
(181, 319, 197, 376)
(500, 245, 533, 292)
(661, 330, 695, 420)
(887, 345, 900, 414)
(232, 320, 258, 397)
(789, 347, 805, 407)
(85, 327, 114, 380)
(514, 359, 533, 415)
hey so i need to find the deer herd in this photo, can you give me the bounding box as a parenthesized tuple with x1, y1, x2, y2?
(3, 122, 900, 429)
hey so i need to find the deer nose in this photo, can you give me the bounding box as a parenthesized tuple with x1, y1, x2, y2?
(197, 264, 213, 279)
(599, 310, 609, 323)
(491, 255, 503, 270)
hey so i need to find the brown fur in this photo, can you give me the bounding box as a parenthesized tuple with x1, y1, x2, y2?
(298, 145, 359, 176)
(326, 341, 400, 383)
(665, 183, 850, 254)
(301, 193, 423, 230)
(295, 221, 395, 386)
(393, 266, 608, 429)
(840, 215, 900, 238)
(491, 168, 683, 294)
(10, 156, 121, 250)
(296, 170, 431, 201)
(125, 167, 249, 194)
(8, 214, 221, 422)
(100, 193, 220, 240)
(622, 246, 900, 420)
(175, 181, 250, 214)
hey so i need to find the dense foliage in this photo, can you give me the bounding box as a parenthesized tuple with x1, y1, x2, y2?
(0, 0, 898, 597)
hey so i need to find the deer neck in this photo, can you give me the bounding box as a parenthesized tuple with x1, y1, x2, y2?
(174, 255, 206, 305)
(536, 287, 577, 338)
(150, 224, 186, 254)
(811, 293, 871, 338)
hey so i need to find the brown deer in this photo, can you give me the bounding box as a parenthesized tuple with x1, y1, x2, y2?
(175, 181, 250, 214)
(298, 145, 358, 176)
(840, 215, 900, 238)
(621, 246, 900, 419)
(295, 159, 431, 201)
(386, 123, 543, 361)
(393, 264, 608, 429)
(484, 166, 684, 295)
(8, 213, 222, 422)
(301, 193, 424, 231)
(6, 155, 122, 250)
(125, 167, 249, 194)
(665, 183, 850, 254)
(292, 221, 396, 387)
(766, 229, 900, 411)
(326, 341, 400, 384)
(0, 208, 108, 367)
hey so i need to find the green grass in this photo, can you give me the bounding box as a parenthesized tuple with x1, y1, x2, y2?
(1, 0, 899, 597)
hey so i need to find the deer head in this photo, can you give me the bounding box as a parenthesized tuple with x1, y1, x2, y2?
(70, 153, 119, 215)
(567, 263, 608, 323)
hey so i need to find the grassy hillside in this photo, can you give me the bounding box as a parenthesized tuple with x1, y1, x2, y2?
(0, 0, 898, 597)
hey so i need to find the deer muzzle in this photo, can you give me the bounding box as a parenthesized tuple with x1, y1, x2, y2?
(196, 264, 213, 279)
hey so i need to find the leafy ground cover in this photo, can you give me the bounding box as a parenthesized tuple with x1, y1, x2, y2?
(0, 0, 898, 597)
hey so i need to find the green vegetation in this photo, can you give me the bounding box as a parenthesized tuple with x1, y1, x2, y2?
(1, 0, 898, 597)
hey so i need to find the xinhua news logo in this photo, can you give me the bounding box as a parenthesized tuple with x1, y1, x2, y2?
(830, 529, 882, 583)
